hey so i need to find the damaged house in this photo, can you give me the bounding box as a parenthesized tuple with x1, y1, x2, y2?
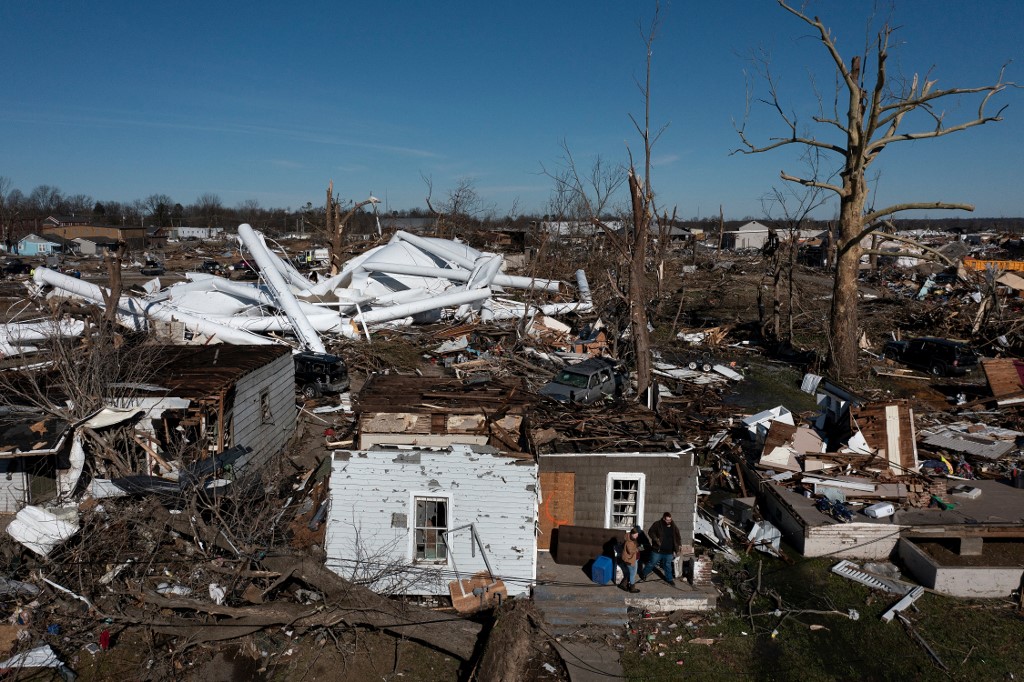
(324, 444, 539, 598)
(1, 344, 297, 510)
(0, 411, 72, 513)
(322, 374, 539, 598)
(538, 451, 698, 557)
(104, 344, 297, 477)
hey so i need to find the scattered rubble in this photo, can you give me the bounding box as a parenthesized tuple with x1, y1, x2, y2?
(1, 222, 1024, 677)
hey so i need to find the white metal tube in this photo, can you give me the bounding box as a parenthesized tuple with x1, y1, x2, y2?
(361, 259, 560, 292)
(237, 224, 326, 354)
(208, 278, 331, 319)
(33, 266, 277, 345)
(361, 262, 470, 282)
(575, 269, 592, 304)
(143, 303, 279, 345)
(466, 254, 504, 290)
(0, 320, 85, 342)
(392, 230, 477, 269)
(33, 267, 150, 329)
(354, 287, 492, 324)
(254, 231, 316, 291)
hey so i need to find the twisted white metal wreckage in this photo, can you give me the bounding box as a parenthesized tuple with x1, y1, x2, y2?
(19, 224, 592, 354)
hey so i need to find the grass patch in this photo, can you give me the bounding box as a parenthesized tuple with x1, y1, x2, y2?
(623, 555, 1024, 681)
(723, 360, 819, 413)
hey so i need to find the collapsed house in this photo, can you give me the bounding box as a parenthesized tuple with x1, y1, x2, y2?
(726, 372, 1024, 598)
(100, 344, 297, 477)
(0, 411, 72, 513)
(2, 345, 295, 517)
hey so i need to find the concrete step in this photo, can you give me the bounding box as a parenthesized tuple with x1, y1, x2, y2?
(535, 602, 629, 635)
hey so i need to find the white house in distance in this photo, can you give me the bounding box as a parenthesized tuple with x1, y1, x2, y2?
(171, 226, 226, 240)
(722, 221, 825, 251)
(324, 444, 539, 597)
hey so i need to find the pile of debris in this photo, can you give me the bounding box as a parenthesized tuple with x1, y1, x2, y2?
(17, 226, 593, 358)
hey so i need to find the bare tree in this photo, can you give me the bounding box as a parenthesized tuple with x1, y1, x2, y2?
(194, 193, 223, 227)
(736, 0, 1015, 378)
(28, 184, 63, 215)
(143, 193, 174, 227)
(758, 150, 831, 348)
(424, 175, 492, 238)
(236, 198, 262, 226)
(542, 8, 666, 398)
(324, 181, 380, 275)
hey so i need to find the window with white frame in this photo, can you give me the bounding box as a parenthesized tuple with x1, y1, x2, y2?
(413, 496, 449, 563)
(605, 473, 645, 530)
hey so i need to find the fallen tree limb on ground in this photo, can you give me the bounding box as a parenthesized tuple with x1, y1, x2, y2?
(259, 552, 484, 661)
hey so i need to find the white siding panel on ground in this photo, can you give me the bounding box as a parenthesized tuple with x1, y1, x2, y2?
(324, 446, 538, 597)
(232, 352, 296, 472)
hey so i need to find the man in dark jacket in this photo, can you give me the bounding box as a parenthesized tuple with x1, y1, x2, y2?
(640, 511, 682, 586)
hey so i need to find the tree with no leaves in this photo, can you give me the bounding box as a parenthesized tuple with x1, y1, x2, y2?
(736, 1, 1015, 379)
(546, 6, 666, 398)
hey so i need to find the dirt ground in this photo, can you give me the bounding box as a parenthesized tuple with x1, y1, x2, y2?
(913, 538, 1024, 568)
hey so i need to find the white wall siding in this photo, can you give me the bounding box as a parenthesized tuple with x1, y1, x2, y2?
(325, 446, 538, 597)
(231, 351, 296, 472)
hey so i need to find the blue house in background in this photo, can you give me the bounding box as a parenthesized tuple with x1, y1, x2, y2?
(17, 233, 62, 257)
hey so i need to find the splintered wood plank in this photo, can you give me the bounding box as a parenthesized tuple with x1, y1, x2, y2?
(538, 472, 575, 551)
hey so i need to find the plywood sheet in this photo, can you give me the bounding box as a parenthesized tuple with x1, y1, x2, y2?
(538, 472, 574, 551)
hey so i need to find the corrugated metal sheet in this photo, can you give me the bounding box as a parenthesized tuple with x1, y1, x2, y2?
(324, 445, 538, 597)
(920, 432, 1015, 460)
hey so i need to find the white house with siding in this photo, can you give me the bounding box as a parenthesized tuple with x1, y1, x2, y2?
(324, 445, 538, 597)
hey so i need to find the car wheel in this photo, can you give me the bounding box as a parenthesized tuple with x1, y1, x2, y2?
(929, 362, 946, 377)
(301, 384, 321, 399)
(687, 361, 698, 371)
(701, 363, 713, 372)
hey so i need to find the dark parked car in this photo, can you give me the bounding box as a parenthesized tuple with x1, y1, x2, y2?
(539, 357, 623, 404)
(2, 259, 31, 276)
(198, 260, 224, 275)
(140, 260, 165, 276)
(294, 351, 350, 399)
(882, 337, 979, 377)
(229, 260, 259, 280)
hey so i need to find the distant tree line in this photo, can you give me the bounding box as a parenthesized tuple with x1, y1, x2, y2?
(1, 176, 1021, 247)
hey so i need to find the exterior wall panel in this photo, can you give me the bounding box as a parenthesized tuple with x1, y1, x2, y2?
(231, 351, 296, 472)
(325, 446, 538, 597)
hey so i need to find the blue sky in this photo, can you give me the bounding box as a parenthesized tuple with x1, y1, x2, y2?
(2, 1, 1022, 219)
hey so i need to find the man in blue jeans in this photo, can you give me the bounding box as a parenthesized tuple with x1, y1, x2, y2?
(640, 511, 682, 586)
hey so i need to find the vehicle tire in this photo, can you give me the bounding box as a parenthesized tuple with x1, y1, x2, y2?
(929, 362, 946, 377)
(301, 384, 321, 399)
(687, 361, 698, 371)
(701, 363, 713, 372)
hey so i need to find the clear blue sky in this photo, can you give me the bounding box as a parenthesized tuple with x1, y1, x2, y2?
(2, 1, 1022, 219)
